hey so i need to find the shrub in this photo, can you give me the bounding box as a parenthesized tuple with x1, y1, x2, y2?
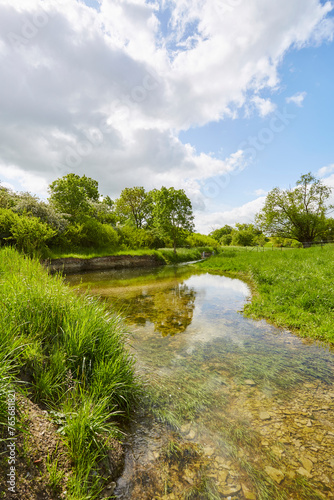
(185, 233, 219, 249)
(10, 215, 56, 256)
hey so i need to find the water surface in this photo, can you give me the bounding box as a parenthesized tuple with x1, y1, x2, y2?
(67, 265, 334, 499)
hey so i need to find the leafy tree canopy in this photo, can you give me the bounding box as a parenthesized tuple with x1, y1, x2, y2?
(256, 173, 333, 246)
(151, 187, 194, 253)
(114, 187, 152, 228)
(209, 225, 233, 241)
(48, 174, 100, 221)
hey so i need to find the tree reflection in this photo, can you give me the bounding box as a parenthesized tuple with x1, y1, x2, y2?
(116, 282, 196, 337)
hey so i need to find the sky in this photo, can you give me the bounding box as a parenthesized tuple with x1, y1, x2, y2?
(0, 0, 334, 233)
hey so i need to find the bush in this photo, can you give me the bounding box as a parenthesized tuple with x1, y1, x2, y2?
(117, 225, 163, 249)
(10, 215, 56, 256)
(185, 233, 219, 249)
(13, 193, 68, 232)
(0, 208, 17, 240)
(58, 220, 119, 249)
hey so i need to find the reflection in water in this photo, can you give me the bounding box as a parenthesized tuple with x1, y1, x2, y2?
(66, 266, 334, 500)
(114, 282, 196, 336)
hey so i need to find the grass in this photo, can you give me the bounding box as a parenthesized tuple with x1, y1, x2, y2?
(196, 245, 334, 344)
(46, 246, 213, 264)
(0, 247, 139, 498)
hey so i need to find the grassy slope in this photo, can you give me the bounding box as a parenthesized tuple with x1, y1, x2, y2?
(0, 247, 138, 499)
(196, 246, 334, 344)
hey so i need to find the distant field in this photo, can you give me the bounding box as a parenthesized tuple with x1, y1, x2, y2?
(197, 245, 334, 344)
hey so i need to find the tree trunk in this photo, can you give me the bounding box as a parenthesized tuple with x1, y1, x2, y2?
(173, 240, 177, 254)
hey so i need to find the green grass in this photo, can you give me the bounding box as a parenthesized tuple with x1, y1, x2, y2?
(46, 246, 214, 264)
(0, 247, 139, 498)
(196, 245, 334, 343)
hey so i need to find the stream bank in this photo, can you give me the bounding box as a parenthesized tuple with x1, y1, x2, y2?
(42, 253, 164, 274)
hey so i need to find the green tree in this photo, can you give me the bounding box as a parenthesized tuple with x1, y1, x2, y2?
(231, 223, 261, 247)
(256, 173, 333, 247)
(48, 174, 100, 222)
(152, 187, 194, 253)
(209, 225, 233, 241)
(0, 185, 17, 209)
(114, 187, 151, 228)
(13, 192, 68, 232)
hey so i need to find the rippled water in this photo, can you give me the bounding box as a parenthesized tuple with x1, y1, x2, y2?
(67, 265, 334, 500)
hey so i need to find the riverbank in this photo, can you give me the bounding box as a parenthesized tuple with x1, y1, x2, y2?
(43, 247, 212, 273)
(196, 245, 334, 344)
(0, 247, 139, 499)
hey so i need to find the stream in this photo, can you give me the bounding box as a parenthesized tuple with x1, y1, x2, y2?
(67, 264, 334, 500)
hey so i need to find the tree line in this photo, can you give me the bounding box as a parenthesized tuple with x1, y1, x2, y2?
(0, 174, 217, 256)
(1, 172, 332, 256)
(210, 173, 334, 248)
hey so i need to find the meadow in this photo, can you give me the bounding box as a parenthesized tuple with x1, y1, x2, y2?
(0, 247, 139, 499)
(197, 245, 334, 344)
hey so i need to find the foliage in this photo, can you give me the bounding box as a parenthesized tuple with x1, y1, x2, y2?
(117, 225, 163, 249)
(0, 208, 17, 239)
(0, 185, 17, 209)
(209, 225, 233, 241)
(0, 208, 56, 256)
(48, 173, 100, 221)
(13, 192, 68, 231)
(197, 245, 334, 343)
(185, 232, 219, 248)
(270, 237, 303, 248)
(10, 215, 56, 256)
(152, 187, 194, 253)
(256, 173, 333, 246)
(114, 187, 152, 228)
(90, 197, 116, 225)
(231, 223, 263, 247)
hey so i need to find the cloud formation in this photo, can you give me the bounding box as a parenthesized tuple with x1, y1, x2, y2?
(286, 91, 307, 107)
(0, 0, 333, 229)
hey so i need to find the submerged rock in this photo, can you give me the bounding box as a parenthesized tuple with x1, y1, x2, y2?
(259, 411, 271, 421)
(264, 466, 285, 484)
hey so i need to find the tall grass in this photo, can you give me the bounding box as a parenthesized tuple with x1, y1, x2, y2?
(197, 245, 334, 343)
(0, 247, 139, 497)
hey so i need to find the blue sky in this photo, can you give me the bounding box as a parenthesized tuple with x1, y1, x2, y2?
(179, 40, 334, 208)
(0, 0, 333, 232)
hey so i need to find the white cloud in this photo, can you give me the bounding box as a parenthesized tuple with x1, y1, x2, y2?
(252, 96, 277, 117)
(286, 91, 307, 107)
(0, 164, 49, 197)
(195, 196, 267, 234)
(0, 0, 332, 217)
(318, 163, 334, 177)
(255, 188, 268, 196)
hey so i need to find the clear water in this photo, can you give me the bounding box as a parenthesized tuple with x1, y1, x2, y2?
(67, 265, 334, 500)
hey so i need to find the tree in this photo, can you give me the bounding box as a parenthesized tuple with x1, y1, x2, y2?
(256, 173, 333, 246)
(231, 223, 263, 247)
(13, 192, 68, 232)
(48, 174, 100, 221)
(209, 225, 233, 242)
(151, 187, 194, 253)
(114, 187, 151, 228)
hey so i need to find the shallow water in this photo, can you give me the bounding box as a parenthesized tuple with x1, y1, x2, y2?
(67, 266, 334, 499)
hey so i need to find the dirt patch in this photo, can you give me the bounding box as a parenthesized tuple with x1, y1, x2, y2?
(0, 395, 125, 499)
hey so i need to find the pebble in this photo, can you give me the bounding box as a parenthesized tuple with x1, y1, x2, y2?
(259, 411, 271, 421)
(244, 379, 256, 386)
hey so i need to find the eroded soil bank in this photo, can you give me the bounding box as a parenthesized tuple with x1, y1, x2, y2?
(43, 254, 164, 274)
